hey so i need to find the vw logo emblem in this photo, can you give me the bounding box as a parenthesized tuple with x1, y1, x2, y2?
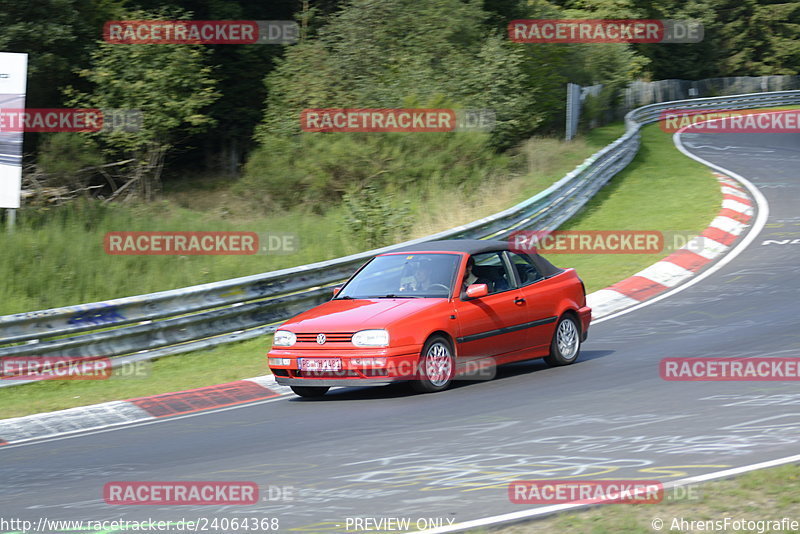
(316, 333, 326, 345)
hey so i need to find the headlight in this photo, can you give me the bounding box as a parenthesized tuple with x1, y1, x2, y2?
(273, 330, 297, 347)
(352, 329, 390, 347)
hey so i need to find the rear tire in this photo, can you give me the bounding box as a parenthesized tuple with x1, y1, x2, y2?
(411, 336, 455, 393)
(544, 314, 581, 366)
(291, 386, 330, 398)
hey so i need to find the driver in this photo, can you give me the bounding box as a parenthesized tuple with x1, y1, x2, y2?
(400, 257, 434, 292)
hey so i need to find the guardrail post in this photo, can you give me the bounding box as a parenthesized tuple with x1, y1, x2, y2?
(566, 83, 581, 141)
(6, 209, 15, 234)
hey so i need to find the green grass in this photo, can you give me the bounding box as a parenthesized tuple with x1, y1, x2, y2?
(553, 124, 722, 292)
(0, 122, 724, 419)
(489, 463, 800, 534)
(0, 202, 358, 315)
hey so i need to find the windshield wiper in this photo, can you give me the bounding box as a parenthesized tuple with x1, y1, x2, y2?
(375, 294, 420, 299)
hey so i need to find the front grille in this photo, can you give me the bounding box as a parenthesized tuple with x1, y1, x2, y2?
(295, 332, 354, 343)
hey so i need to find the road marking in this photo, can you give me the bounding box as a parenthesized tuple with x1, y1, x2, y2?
(419, 452, 800, 533)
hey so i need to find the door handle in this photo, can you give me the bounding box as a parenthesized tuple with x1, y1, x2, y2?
(514, 297, 526, 305)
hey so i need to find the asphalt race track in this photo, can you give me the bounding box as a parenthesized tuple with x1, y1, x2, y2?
(1, 131, 798, 533)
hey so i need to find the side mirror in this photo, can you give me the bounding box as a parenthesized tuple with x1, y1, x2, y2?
(332, 286, 342, 297)
(466, 283, 488, 298)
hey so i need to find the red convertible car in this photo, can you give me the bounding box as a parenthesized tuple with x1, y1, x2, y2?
(267, 239, 591, 397)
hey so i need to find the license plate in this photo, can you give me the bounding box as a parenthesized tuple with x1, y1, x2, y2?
(299, 358, 342, 372)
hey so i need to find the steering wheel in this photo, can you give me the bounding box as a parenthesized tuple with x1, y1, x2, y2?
(428, 284, 450, 293)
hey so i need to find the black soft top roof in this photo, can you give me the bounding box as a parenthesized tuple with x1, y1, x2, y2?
(391, 239, 508, 255)
(388, 239, 563, 277)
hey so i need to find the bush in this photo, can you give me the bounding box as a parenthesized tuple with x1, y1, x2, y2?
(342, 183, 411, 249)
(36, 133, 104, 189)
(238, 131, 509, 212)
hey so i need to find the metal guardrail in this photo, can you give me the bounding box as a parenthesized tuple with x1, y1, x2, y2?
(2, 90, 799, 384)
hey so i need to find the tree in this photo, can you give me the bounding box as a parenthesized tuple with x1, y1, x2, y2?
(512, 0, 650, 128)
(0, 0, 123, 109)
(631, 0, 799, 79)
(257, 0, 545, 148)
(717, 0, 800, 75)
(64, 9, 220, 201)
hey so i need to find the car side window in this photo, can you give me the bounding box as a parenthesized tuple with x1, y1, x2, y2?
(508, 252, 543, 286)
(467, 252, 514, 295)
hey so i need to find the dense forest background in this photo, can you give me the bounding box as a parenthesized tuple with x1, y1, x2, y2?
(1, 0, 798, 208)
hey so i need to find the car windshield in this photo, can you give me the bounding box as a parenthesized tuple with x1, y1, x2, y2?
(336, 253, 461, 299)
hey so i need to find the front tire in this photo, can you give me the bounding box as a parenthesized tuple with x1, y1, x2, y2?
(544, 314, 581, 366)
(291, 385, 330, 398)
(411, 336, 455, 393)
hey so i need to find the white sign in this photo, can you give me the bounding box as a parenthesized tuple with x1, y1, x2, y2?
(0, 52, 28, 209)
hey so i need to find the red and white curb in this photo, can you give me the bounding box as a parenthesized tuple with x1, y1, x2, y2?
(587, 172, 754, 318)
(0, 172, 756, 446)
(0, 375, 291, 446)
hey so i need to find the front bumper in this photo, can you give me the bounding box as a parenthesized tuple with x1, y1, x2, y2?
(274, 376, 406, 387)
(268, 345, 421, 387)
(578, 305, 591, 342)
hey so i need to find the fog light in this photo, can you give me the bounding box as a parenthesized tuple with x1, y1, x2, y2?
(269, 358, 292, 366)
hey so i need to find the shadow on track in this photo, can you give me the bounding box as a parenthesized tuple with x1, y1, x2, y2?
(287, 349, 615, 401)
